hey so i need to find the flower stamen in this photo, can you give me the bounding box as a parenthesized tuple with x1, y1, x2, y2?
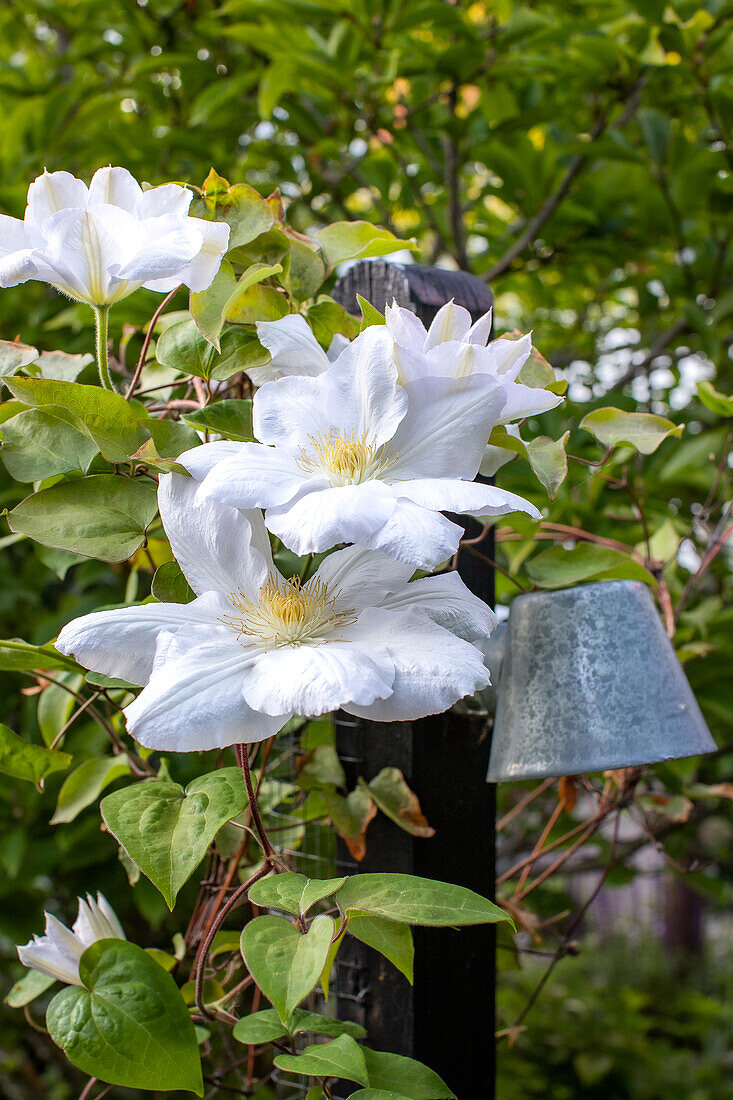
(297, 429, 396, 486)
(221, 575, 356, 649)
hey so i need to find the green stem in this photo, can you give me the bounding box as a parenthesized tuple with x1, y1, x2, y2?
(94, 305, 112, 390)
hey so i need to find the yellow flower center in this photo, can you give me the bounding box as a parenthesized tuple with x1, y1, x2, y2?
(297, 430, 395, 487)
(222, 576, 356, 649)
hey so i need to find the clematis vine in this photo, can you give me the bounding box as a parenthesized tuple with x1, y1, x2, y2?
(56, 473, 496, 751)
(0, 166, 229, 388)
(183, 326, 540, 570)
(17, 893, 125, 986)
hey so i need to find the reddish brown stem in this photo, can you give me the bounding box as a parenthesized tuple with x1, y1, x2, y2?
(125, 285, 181, 401)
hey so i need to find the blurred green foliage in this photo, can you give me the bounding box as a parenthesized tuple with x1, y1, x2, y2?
(0, 0, 731, 1096)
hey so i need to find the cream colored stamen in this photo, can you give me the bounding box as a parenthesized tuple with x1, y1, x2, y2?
(297, 430, 396, 487)
(222, 576, 356, 649)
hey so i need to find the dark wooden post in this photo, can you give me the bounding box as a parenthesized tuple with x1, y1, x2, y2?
(333, 261, 498, 1100)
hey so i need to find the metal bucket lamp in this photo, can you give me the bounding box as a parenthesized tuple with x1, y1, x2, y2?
(486, 580, 716, 782)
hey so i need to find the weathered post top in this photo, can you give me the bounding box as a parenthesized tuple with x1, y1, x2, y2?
(332, 258, 493, 327)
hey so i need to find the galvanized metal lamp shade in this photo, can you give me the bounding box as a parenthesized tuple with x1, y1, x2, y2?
(487, 580, 716, 782)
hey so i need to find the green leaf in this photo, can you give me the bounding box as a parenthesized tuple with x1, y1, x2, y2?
(0, 339, 38, 376)
(144, 416, 200, 458)
(335, 873, 512, 927)
(47, 940, 203, 1095)
(152, 561, 195, 604)
(697, 380, 733, 417)
(37, 671, 84, 746)
(297, 744, 346, 789)
(191, 260, 283, 348)
(5, 968, 56, 1008)
(364, 769, 434, 838)
(8, 475, 158, 562)
(193, 174, 274, 250)
(240, 913, 335, 1023)
(349, 1093, 414, 1100)
(1, 407, 98, 481)
(284, 230, 326, 300)
(273, 1034, 370, 1087)
(524, 544, 657, 589)
(183, 399, 254, 441)
(524, 431, 569, 500)
(362, 1049, 455, 1099)
(157, 319, 270, 381)
(233, 1007, 365, 1044)
(34, 350, 93, 382)
(101, 768, 248, 908)
(5, 378, 149, 463)
(0, 723, 71, 783)
(347, 912, 414, 983)
(315, 221, 417, 268)
(51, 755, 131, 825)
(225, 281, 289, 324)
(249, 871, 347, 916)
(319, 787, 377, 861)
(358, 294, 386, 330)
(579, 407, 683, 455)
(0, 638, 79, 673)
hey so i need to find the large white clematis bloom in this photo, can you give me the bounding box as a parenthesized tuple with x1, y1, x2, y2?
(0, 167, 229, 306)
(251, 314, 350, 385)
(17, 893, 125, 986)
(184, 327, 540, 570)
(56, 474, 496, 751)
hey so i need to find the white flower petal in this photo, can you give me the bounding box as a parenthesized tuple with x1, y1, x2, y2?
(91, 894, 126, 940)
(179, 440, 244, 481)
(159, 472, 271, 598)
(498, 381, 563, 424)
(255, 314, 331, 380)
(202, 444, 316, 510)
(483, 333, 532, 381)
(266, 481, 396, 556)
(358, 497, 462, 570)
(467, 308, 493, 346)
(242, 633, 394, 716)
(345, 609, 489, 721)
(319, 326, 407, 446)
(253, 374, 332, 450)
(162, 217, 230, 294)
(312, 545, 414, 614)
(396, 477, 541, 520)
(479, 443, 515, 477)
(124, 630, 286, 751)
(73, 894, 121, 944)
(327, 332, 350, 362)
(55, 591, 226, 686)
(379, 570, 497, 641)
(17, 934, 80, 985)
(88, 167, 143, 213)
(36, 205, 139, 305)
(136, 183, 193, 220)
(390, 375, 506, 480)
(384, 300, 428, 349)
(25, 170, 88, 229)
(114, 215, 202, 286)
(0, 212, 38, 287)
(424, 301, 472, 350)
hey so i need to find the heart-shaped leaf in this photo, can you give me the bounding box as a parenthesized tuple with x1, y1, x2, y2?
(362, 1049, 455, 1099)
(46, 939, 202, 1094)
(233, 1007, 365, 1045)
(335, 873, 512, 927)
(274, 1034, 370, 1087)
(101, 768, 247, 908)
(579, 407, 682, 455)
(248, 871, 347, 917)
(240, 913, 335, 1023)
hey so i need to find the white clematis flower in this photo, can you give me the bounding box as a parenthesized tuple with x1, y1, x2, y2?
(0, 166, 229, 306)
(384, 299, 562, 425)
(56, 474, 496, 751)
(251, 314, 350, 385)
(17, 893, 125, 986)
(184, 327, 540, 570)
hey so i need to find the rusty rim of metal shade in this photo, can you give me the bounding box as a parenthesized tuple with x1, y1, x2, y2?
(486, 580, 716, 783)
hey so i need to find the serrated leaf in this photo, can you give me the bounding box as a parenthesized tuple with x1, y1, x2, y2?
(580, 407, 683, 455)
(46, 940, 202, 1094)
(51, 755, 131, 824)
(335, 873, 512, 927)
(525, 544, 656, 589)
(101, 768, 247, 908)
(241, 913, 335, 1023)
(0, 723, 71, 783)
(524, 431, 569, 500)
(233, 1007, 365, 1045)
(273, 1034, 370, 1087)
(8, 475, 158, 562)
(5, 378, 149, 463)
(249, 871, 347, 916)
(315, 221, 417, 268)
